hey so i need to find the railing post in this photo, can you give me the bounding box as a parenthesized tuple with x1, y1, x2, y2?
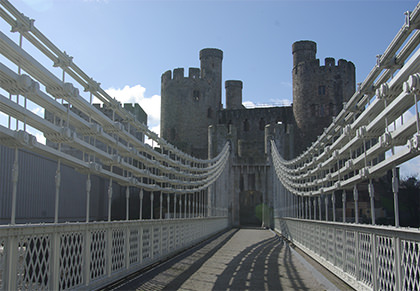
(10, 147, 18, 225)
(369, 180, 375, 225)
(139, 189, 143, 220)
(371, 232, 378, 290)
(107, 179, 113, 222)
(319, 196, 322, 220)
(174, 194, 177, 219)
(51, 228, 60, 290)
(151, 192, 154, 219)
(5, 235, 18, 290)
(395, 236, 402, 290)
(86, 174, 91, 223)
(392, 167, 400, 227)
(54, 160, 61, 223)
(309, 196, 312, 219)
(126, 186, 130, 221)
(325, 195, 328, 221)
(188, 193, 191, 218)
(342, 190, 346, 223)
(184, 194, 187, 218)
(179, 195, 182, 218)
(84, 227, 91, 287)
(160, 192, 163, 220)
(107, 225, 112, 277)
(167, 193, 170, 219)
(353, 185, 359, 224)
(332, 193, 336, 222)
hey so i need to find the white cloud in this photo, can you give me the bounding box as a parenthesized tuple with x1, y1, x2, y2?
(31, 106, 44, 117)
(105, 84, 161, 135)
(243, 98, 291, 109)
(387, 109, 414, 132)
(400, 156, 420, 179)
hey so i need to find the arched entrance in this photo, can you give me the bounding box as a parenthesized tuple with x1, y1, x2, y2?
(239, 190, 263, 226)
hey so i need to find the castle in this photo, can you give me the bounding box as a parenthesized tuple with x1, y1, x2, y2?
(161, 41, 355, 226)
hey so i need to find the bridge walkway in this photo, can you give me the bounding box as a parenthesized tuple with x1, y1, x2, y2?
(107, 228, 351, 290)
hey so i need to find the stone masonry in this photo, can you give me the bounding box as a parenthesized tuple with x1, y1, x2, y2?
(160, 42, 355, 226)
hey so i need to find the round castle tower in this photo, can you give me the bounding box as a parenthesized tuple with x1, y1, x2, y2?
(161, 48, 223, 158)
(292, 40, 355, 154)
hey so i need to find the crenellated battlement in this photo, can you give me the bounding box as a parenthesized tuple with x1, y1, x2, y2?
(318, 57, 355, 71)
(161, 67, 203, 82)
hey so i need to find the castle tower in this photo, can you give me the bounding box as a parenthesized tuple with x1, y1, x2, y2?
(225, 80, 243, 110)
(200, 48, 223, 110)
(292, 40, 355, 154)
(160, 48, 223, 158)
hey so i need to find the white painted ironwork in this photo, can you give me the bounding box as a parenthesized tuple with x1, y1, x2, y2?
(271, 2, 420, 290)
(0, 1, 230, 289)
(276, 218, 420, 291)
(0, 218, 228, 290)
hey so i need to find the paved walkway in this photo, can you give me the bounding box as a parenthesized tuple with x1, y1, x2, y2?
(112, 228, 340, 290)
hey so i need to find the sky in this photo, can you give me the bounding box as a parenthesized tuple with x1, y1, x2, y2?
(1, 0, 420, 177)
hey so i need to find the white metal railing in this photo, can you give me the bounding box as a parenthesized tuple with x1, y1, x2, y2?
(0, 0, 230, 224)
(0, 1, 231, 290)
(271, 2, 420, 290)
(270, 2, 420, 224)
(276, 218, 420, 291)
(0, 217, 228, 290)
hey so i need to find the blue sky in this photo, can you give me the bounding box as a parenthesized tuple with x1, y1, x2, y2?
(2, 0, 420, 176)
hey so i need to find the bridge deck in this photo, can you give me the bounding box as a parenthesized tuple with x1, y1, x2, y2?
(109, 228, 348, 290)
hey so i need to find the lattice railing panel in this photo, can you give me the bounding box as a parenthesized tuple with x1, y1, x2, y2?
(111, 229, 125, 272)
(320, 225, 327, 259)
(358, 232, 373, 287)
(327, 227, 335, 262)
(377, 235, 396, 291)
(401, 239, 420, 291)
(302, 222, 310, 249)
(129, 229, 139, 266)
(59, 232, 84, 290)
(345, 230, 356, 277)
(90, 230, 106, 281)
(335, 229, 344, 269)
(168, 225, 175, 252)
(153, 226, 160, 258)
(313, 224, 320, 255)
(16, 235, 51, 290)
(175, 224, 180, 248)
(142, 228, 151, 262)
(161, 225, 168, 254)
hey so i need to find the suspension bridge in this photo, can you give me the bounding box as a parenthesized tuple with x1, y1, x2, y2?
(0, 0, 419, 290)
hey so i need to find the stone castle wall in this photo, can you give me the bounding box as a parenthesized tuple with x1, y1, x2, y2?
(292, 40, 355, 153)
(160, 43, 355, 226)
(160, 49, 223, 158)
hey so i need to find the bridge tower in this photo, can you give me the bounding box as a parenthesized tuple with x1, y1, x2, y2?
(292, 40, 355, 154)
(160, 48, 223, 158)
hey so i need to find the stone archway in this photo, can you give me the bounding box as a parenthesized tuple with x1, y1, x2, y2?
(239, 190, 263, 226)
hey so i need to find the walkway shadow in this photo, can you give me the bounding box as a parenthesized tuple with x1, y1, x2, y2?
(212, 235, 312, 291)
(212, 236, 282, 290)
(113, 228, 238, 291)
(161, 228, 239, 290)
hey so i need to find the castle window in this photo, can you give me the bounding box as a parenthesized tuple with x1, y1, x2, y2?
(320, 105, 325, 117)
(248, 174, 255, 190)
(243, 119, 250, 132)
(318, 85, 326, 95)
(207, 107, 212, 118)
(259, 118, 265, 131)
(228, 120, 232, 133)
(193, 90, 200, 101)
